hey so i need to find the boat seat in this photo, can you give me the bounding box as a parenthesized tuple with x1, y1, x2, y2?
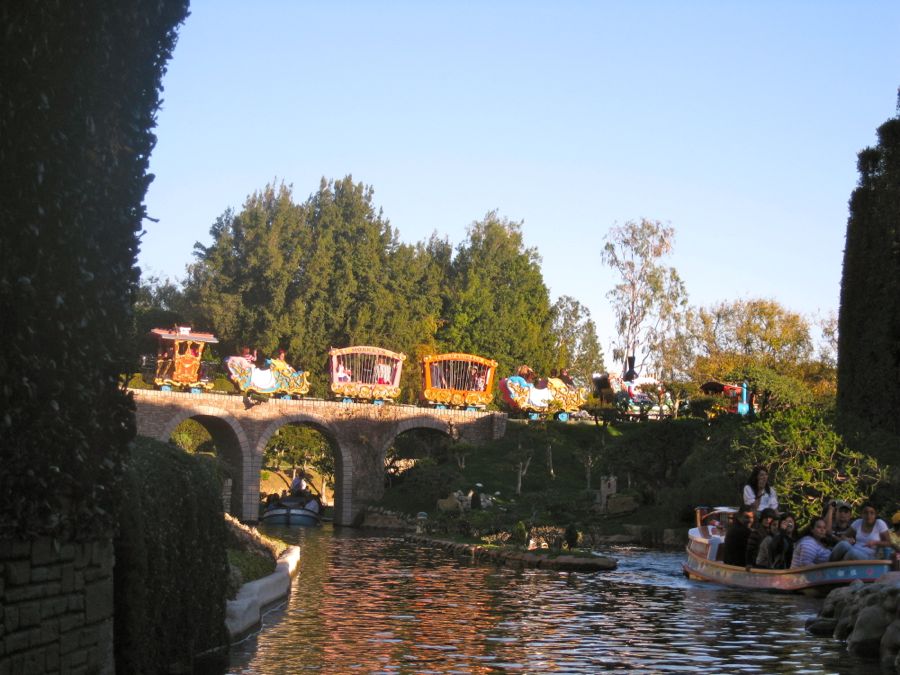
(709, 535, 725, 561)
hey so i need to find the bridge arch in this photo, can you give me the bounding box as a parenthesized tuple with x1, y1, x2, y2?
(157, 405, 251, 516)
(377, 415, 455, 457)
(252, 415, 352, 526)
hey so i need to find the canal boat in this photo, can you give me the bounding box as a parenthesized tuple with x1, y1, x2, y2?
(683, 506, 891, 593)
(328, 345, 406, 403)
(421, 352, 497, 409)
(260, 497, 322, 527)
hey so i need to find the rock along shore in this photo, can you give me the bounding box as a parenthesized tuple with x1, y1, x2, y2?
(404, 534, 617, 572)
(806, 571, 900, 672)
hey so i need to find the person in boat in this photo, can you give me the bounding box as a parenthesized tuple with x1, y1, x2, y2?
(304, 494, 322, 514)
(881, 511, 900, 554)
(742, 465, 779, 514)
(746, 508, 777, 567)
(843, 502, 890, 560)
(756, 512, 796, 569)
(824, 500, 855, 545)
(790, 517, 855, 568)
(722, 508, 755, 566)
(290, 473, 307, 495)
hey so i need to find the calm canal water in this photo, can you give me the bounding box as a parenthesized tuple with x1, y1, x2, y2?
(227, 525, 875, 674)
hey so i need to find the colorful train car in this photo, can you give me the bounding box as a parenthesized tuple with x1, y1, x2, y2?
(499, 365, 587, 420)
(422, 352, 497, 409)
(329, 346, 406, 402)
(149, 326, 218, 391)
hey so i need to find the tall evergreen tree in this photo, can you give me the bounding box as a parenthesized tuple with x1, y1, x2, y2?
(187, 182, 307, 357)
(837, 102, 900, 434)
(441, 212, 555, 377)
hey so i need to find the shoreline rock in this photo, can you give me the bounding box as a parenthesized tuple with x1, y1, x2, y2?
(806, 571, 900, 672)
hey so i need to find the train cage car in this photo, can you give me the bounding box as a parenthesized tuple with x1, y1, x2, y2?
(147, 326, 219, 392)
(328, 346, 407, 403)
(422, 353, 497, 409)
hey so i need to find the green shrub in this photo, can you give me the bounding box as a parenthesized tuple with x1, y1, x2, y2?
(114, 437, 230, 673)
(512, 521, 529, 546)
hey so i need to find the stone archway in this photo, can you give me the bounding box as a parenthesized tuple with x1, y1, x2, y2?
(252, 415, 350, 525)
(158, 406, 251, 517)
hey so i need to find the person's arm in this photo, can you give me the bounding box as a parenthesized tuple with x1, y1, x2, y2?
(742, 485, 758, 508)
(823, 502, 835, 533)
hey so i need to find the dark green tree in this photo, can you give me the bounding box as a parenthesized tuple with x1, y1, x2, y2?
(550, 295, 605, 385)
(441, 212, 555, 377)
(187, 182, 307, 358)
(837, 101, 900, 436)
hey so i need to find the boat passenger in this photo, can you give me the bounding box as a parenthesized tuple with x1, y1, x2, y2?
(722, 508, 755, 566)
(757, 512, 796, 569)
(881, 511, 900, 555)
(843, 502, 889, 560)
(825, 500, 855, 545)
(746, 508, 777, 567)
(742, 465, 779, 514)
(290, 474, 306, 495)
(790, 517, 854, 568)
(304, 496, 321, 514)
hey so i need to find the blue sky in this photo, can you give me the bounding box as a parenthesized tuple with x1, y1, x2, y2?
(140, 1, 900, 353)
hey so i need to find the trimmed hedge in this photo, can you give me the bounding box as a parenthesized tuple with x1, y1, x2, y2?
(0, 2, 189, 540)
(114, 437, 230, 674)
(837, 107, 900, 436)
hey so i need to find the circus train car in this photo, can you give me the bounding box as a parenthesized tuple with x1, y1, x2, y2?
(147, 326, 218, 392)
(223, 349, 310, 399)
(422, 353, 498, 410)
(328, 346, 406, 403)
(499, 366, 587, 421)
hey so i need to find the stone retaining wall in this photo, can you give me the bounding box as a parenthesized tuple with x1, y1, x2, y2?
(0, 537, 114, 674)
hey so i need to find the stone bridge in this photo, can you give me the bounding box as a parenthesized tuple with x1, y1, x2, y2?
(131, 389, 507, 526)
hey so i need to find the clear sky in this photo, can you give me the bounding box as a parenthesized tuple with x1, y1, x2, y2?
(140, 1, 900, 354)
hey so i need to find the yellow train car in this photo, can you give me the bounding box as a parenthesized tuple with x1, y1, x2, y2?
(422, 352, 497, 409)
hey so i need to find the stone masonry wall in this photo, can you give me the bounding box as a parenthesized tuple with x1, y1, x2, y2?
(0, 537, 113, 675)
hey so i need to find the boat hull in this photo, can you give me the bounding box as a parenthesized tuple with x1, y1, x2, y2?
(683, 544, 890, 593)
(261, 506, 322, 527)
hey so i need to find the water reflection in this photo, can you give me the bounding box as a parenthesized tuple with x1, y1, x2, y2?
(227, 527, 874, 674)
